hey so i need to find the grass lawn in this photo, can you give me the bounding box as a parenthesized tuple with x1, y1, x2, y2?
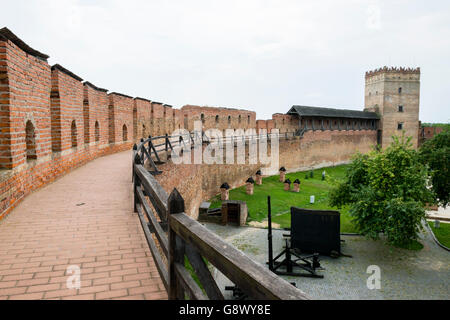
(209, 164, 359, 233)
(428, 221, 450, 248)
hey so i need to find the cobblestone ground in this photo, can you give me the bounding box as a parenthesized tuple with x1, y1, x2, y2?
(0, 151, 167, 300)
(205, 223, 450, 300)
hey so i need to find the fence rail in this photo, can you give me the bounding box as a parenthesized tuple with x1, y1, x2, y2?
(134, 130, 297, 175)
(132, 137, 309, 300)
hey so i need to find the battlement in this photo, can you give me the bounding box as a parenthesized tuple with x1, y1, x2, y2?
(84, 81, 108, 93)
(365, 66, 420, 79)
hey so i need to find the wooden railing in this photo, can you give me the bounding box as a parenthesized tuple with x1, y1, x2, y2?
(132, 138, 309, 300)
(134, 130, 296, 176)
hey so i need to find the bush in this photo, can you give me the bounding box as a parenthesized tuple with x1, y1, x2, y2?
(419, 129, 450, 207)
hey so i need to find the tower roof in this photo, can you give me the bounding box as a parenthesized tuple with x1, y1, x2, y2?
(288, 105, 379, 120)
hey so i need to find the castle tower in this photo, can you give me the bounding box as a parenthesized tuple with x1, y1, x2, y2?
(364, 67, 420, 149)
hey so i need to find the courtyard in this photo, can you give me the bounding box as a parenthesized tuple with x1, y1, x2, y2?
(204, 222, 450, 300)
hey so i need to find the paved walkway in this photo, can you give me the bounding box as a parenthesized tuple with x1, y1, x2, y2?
(0, 151, 167, 300)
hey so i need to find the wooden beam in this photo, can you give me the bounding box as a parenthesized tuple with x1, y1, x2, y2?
(185, 243, 224, 300)
(174, 262, 208, 300)
(135, 164, 168, 221)
(136, 203, 169, 291)
(136, 186, 168, 257)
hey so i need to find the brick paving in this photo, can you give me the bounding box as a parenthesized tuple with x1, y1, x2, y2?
(0, 150, 167, 300)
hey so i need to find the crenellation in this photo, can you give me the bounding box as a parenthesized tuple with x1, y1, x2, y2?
(365, 66, 421, 79)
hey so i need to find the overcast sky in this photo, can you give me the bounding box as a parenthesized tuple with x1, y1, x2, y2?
(3, 0, 450, 122)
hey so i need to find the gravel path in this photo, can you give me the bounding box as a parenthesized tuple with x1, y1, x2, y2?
(204, 223, 450, 300)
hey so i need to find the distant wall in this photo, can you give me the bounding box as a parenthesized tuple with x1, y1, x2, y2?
(181, 105, 257, 133)
(155, 129, 377, 218)
(418, 126, 444, 146)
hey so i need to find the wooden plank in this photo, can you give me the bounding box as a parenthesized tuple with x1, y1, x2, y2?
(168, 189, 186, 300)
(149, 139, 162, 163)
(136, 186, 168, 257)
(135, 164, 168, 221)
(185, 243, 224, 300)
(174, 262, 208, 300)
(136, 203, 169, 291)
(169, 213, 310, 300)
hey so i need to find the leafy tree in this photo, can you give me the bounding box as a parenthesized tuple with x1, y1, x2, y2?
(330, 135, 433, 247)
(419, 129, 450, 207)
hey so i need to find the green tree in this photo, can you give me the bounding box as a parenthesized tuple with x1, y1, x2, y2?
(419, 129, 450, 207)
(330, 135, 433, 247)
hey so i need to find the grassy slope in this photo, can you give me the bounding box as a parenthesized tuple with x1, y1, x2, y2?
(428, 221, 450, 247)
(209, 165, 358, 233)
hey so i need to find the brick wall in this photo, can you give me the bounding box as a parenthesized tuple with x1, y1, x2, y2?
(150, 102, 165, 137)
(108, 93, 134, 144)
(0, 29, 153, 219)
(181, 105, 256, 133)
(0, 37, 52, 170)
(83, 82, 109, 147)
(50, 64, 84, 153)
(134, 98, 152, 141)
(272, 113, 298, 133)
(418, 126, 444, 146)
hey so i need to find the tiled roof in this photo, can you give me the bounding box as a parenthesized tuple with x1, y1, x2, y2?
(288, 105, 379, 119)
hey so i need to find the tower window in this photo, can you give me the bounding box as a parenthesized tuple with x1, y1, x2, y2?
(398, 87, 402, 94)
(215, 115, 219, 123)
(397, 123, 403, 130)
(398, 106, 404, 112)
(201, 113, 205, 124)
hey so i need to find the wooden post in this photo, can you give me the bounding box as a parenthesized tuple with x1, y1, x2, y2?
(268, 196, 273, 271)
(168, 188, 186, 300)
(132, 144, 137, 183)
(165, 133, 169, 152)
(133, 153, 141, 213)
(147, 135, 152, 160)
